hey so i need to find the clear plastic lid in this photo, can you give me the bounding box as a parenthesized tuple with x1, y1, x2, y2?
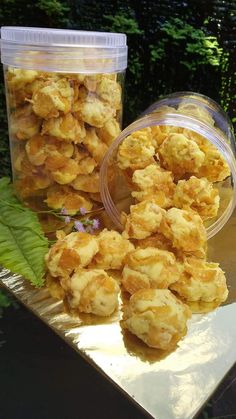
(1, 26, 128, 73)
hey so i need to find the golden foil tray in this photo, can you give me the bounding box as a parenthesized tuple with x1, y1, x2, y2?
(1, 210, 236, 419)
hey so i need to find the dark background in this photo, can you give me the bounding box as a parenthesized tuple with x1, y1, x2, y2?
(0, 0, 235, 177)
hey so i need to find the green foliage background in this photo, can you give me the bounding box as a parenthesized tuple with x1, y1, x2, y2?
(0, 0, 235, 178)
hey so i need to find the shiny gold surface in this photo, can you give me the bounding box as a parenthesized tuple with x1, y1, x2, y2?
(1, 210, 236, 419)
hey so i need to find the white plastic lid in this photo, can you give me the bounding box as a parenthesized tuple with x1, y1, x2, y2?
(1, 27, 127, 48)
(1, 26, 128, 73)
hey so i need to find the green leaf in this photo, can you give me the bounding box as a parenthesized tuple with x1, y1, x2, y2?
(0, 178, 48, 287)
(0, 177, 26, 204)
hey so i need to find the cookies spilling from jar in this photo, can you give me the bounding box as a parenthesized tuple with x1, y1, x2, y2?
(45, 205, 228, 352)
(6, 68, 122, 211)
(117, 125, 230, 222)
(114, 123, 229, 349)
(42, 104, 228, 352)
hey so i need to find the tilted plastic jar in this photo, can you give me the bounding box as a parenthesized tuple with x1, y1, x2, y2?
(100, 92, 236, 238)
(1, 26, 127, 215)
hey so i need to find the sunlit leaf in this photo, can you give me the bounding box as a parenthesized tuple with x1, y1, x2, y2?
(0, 178, 48, 287)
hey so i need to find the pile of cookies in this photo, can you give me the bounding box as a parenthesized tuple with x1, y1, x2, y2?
(46, 127, 229, 350)
(44, 106, 230, 352)
(6, 67, 122, 212)
(116, 124, 229, 349)
(45, 219, 228, 351)
(45, 229, 134, 316)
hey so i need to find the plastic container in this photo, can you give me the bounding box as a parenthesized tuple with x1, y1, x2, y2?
(1, 26, 127, 215)
(100, 92, 236, 239)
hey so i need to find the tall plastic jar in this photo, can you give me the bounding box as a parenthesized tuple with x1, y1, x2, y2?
(100, 92, 236, 239)
(0, 26, 127, 216)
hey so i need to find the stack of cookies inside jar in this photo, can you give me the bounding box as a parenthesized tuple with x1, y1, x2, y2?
(6, 68, 123, 214)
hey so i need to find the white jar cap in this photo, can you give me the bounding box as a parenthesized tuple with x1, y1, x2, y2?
(1, 26, 128, 73)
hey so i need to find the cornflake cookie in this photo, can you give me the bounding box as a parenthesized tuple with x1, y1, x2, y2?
(25, 135, 48, 166)
(82, 74, 100, 91)
(13, 150, 52, 191)
(122, 247, 183, 294)
(13, 149, 40, 176)
(177, 102, 215, 126)
(182, 129, 230, 182)
(122, 289, 191, 350)
(25, 135, 76, 171)
(15, 172, 52, 197)
(10, 104, 41, 140)
(61, 268, 119, 316)
(90, 229, 134, 270)
(96, 77, 121, 109)
(31, 78, 74, 119)
(46, 137, 75, 159)
(135, 232, 174, 252)
(7, 68, 39, 90)
(122, 200, 166, 240)
(82, 73, 117, 92)
(159, 133, 205, 178)
(42, 113, 86, 143)
(83, 128, 108, 164)
(76, 96, 115, 128)
(151, 124, 185, 148)
(132, 164, 175, 208)
(45, 184, 93, 214)
(45, 231, 99, 278)
(117, 128, 156, 171)
(97, 118, 121, 146)
(174, 176, 220, 220)
(73, 145, 97, 175)
(161, 207, 207, 257)
(196, 144, 230, 182)
(170, 257, 228, 303)
(45, 154, 78, 185)
(71, 171, 100, 193)
(46, 273, 65, 300)
(150, 125, 169, 147)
